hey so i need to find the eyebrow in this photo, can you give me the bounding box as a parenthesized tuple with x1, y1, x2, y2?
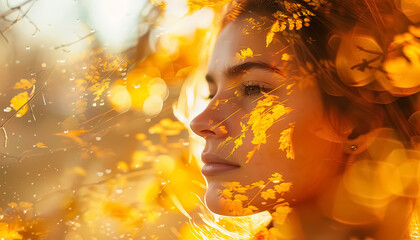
(205, 61, 284, 84)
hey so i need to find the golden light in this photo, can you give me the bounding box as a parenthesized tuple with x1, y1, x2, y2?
(148, 77, 169, 100)
(131, 151, 146, 169)
(382, 149, 420, 197)
(159, 34, 180, 56)
(117, 161, 130, 172)
(142, 94, 163, 116)
(396, 0, 420, 23)
(343, 159, 393, 208)
(109, 84, 132, 113)
(154, 155, 176, 175)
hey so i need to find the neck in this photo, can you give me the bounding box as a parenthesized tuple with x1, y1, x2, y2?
(280, 195, 414, 240)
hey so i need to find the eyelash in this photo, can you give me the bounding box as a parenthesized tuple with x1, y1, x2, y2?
(206, 82, 270, 100)
(241, 82, 270, 96)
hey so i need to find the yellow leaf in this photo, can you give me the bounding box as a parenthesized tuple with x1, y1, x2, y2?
(273, 11, 287, 20)
(261, 189, 276, 200)
(219, 136, 233, 148)
(10, 92, 29, 117)
(279, 124, 295, 160)
(226, 199, 244, 214)
(272, 205, 292, 225)
(222, 181, 242, 189)
(35, 142, 48, 148)
(251, 180, 265, 188)
(13, 78, 36, 90)
(219, 126, 228, 134)
(220, 188, 233, 199)
(269, 173, 284, 182)
(89, 79, 110, 101)
(246, 145, 258, 163)
(274, 182, 292, 193)
(234, 194, 249, 201)
(225, 93, 293, 160)
(266, 20, 280, 47)
(281, 53, 291, 61)
(231, 132, 245, 156)
(236, 48, 259, 62)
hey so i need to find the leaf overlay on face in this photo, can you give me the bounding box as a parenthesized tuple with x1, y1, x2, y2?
(236, 48, 261, 62)
(245, 93, 293, 163)
(261, 189, 277, 200)
(279, 123, 295, 160)
(218, 173, 292, 217)
(220, 93, 293, 164)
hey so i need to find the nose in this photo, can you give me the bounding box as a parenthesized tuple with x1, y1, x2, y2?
(190, 103, 229, 139)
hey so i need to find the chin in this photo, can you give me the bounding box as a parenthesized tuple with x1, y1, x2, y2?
(204, 181, 242, 216)
(204, 181, 265, 217)
(204, 182, 226, 215)
(205, 195, 239, 216)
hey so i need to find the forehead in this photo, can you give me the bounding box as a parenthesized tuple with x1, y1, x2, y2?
(208, 18, 288, 77)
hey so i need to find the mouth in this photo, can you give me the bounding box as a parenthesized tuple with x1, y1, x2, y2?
(201, 153, 241, 176)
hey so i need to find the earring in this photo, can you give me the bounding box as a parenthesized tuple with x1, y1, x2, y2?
(349, 145, 358, 151)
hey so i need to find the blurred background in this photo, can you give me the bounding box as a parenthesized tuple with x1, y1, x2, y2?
(0, 0, 222, 239)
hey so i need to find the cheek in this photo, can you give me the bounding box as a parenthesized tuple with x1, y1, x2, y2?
(289, 121, 346, 201)
(233, 124, 294, 184)
(239, 115, 346, 201)
(241, 145, 289, 179)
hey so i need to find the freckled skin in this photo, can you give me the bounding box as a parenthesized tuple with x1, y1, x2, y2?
(190, 17, 349, 216)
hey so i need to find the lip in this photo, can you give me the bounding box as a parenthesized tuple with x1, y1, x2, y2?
(201, 153, 240, 176)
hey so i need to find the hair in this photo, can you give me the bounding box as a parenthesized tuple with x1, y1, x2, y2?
(222, 0, 420, 145)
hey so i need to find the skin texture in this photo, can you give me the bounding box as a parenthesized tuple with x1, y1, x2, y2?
(190, 17, 353, 216)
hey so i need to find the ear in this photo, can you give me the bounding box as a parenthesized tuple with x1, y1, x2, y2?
(342, 126, 381, 154)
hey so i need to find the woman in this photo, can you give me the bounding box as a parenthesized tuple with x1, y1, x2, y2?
(186, 0, 420, 239)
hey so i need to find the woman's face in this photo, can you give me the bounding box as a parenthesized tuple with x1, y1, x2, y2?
(190, 18, 349, 216)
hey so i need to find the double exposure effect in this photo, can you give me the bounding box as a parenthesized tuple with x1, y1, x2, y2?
(1, 0, 420, 239)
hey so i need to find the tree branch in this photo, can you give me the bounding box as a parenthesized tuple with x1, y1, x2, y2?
(0, 0, 37, 43)
(0, 65, 56, 150)
(54, 31, 96, 50)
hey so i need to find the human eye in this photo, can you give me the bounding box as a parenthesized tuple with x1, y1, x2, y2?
(206, 93, 216, 100)
(241, 81, 271, 96)
(205, 82, 217, 100)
